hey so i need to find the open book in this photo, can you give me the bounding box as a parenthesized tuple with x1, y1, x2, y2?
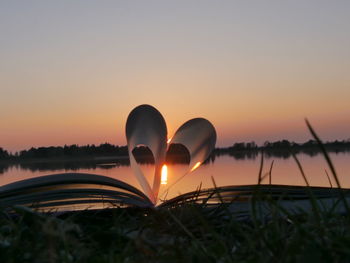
(1, 171, 349, 214)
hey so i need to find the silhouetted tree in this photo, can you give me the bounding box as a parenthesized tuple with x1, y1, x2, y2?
(0, 147, 9, 159)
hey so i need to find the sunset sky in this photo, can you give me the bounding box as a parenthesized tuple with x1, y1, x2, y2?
(1, 1, 349, 152)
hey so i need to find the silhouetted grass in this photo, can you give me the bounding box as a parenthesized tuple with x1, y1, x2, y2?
(2, 191, 350, 263)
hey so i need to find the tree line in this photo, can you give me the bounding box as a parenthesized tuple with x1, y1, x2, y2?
(1, 139, 350, 161)
(0, 144, 128, 160)
(215, 139, 350, 159)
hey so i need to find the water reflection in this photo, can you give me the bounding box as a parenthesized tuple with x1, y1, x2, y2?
(0, 152, 350, 200)
(0, 150, 349, 175)
(0, 158, 130, 174)
(214, 148, 344, 160)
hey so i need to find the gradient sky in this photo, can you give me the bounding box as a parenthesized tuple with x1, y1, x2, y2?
(1, 1, 349, 152)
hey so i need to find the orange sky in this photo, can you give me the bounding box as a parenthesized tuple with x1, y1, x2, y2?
(1, 1, 349, 152)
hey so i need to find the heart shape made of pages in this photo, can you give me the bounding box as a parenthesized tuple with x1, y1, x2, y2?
(126, 104, 216, 204)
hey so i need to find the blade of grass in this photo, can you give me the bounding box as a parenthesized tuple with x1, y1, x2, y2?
(292, 153, 310, 187)
(269, 160, 274, 185)
(211, 176, 225, 204)
(257, 150, 264, 186)
(305, 119, 339, 187)
(292, 153, 322, 220)
(251, 151, 265, 234)
(325, 169, 333, 188)
(305, 119, 349, 213)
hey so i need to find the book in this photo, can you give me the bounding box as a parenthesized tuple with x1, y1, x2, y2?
(1, 171, 349, 215)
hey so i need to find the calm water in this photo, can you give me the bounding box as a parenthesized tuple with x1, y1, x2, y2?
(1, 153, 349, 200)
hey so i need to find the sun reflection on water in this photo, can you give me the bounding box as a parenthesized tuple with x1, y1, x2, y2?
(161, 164, 168, 185)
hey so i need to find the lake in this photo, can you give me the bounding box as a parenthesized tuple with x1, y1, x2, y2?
(1, 152, 349, 201)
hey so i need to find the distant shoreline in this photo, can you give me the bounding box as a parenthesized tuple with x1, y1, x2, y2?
(1, 139, 349, 164)
(0, 155, 129, 165)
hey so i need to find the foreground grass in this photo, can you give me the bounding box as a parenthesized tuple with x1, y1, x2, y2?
(1, 197, 350, 263)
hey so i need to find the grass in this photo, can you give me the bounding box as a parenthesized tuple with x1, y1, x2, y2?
(2, 198, 350, 263)
(1, 120, 350, 262)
